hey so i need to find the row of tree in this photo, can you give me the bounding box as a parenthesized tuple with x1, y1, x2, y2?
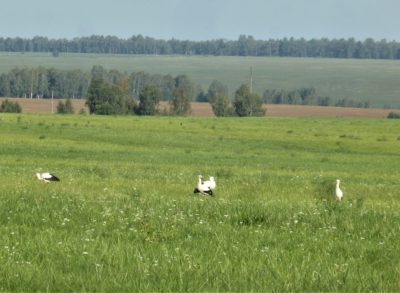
(263, 88, 370, 108)
(0, 66, 199, 101)
(86, 77, 264, 117)
(1, 35, 400, 59)
(0, 66, 371, 114)
(0, 67, 89, 99)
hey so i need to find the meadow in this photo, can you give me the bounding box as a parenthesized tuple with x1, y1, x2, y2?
(2, 52, 400, 108)
(0, 113, 400, 291)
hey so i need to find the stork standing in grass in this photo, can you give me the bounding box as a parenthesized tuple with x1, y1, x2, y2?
(36, 172, 60, 183)
(335, 179, 343, 201)
(193, 175, 216, 196)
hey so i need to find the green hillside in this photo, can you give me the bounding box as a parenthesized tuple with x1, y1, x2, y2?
(1, 52, 400, 107)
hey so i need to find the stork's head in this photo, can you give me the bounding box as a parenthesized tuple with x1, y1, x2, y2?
(336, 179, 340, 184)
(209, 176, 215, 182)
(36, 173, 41, 180)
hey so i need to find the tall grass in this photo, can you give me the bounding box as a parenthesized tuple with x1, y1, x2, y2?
(0, 114, 399, 291)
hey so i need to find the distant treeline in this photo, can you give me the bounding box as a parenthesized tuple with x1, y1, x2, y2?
(263, 88, 370, 108)
(1, 35, 400, 59)
(0, 66, 369, 109)
(0, 66, 198, 101)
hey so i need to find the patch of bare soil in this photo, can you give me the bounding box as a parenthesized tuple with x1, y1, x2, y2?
(0, 98, 88, 114)
(2, 98, 398, 119)
(261, 104, 395, 119)
(165, 102, 396, 119)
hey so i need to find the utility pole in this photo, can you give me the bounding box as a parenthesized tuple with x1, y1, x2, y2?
(250, 66, 253, 94)
(30, 70, 33, 99)
(51, 90, 54, 114)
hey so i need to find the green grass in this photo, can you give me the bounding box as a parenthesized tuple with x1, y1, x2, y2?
(1, 113, 400, 291)
(2, 52, 400, 107)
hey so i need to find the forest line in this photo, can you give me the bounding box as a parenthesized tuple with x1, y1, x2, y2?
(1, 35, 400, 59)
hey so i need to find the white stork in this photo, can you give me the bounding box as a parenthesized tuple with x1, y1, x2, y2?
(193, 175, 216, 196)
(335, 179, 343, 201)
(36, 172, 60, 183)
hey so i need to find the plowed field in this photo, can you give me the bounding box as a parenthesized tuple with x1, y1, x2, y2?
(1, 98, 398, 118)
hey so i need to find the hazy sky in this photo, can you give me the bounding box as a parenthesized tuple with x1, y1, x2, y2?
(1, 0, 399, 41)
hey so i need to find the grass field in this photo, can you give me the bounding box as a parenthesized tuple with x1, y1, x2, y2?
(1, 113, 400, 291)
(1, 52, 400, 108)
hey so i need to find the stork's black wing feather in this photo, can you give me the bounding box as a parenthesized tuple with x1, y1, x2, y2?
(203, 189, 213, 196)
(49, 174, 60, 181)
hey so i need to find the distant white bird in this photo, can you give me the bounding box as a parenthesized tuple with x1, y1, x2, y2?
(36, 172, 60, 183)
(335, 179, 343, 201)
(193, 175, 216, 196)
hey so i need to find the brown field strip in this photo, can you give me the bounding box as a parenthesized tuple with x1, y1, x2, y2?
(1, 98, 398, 119)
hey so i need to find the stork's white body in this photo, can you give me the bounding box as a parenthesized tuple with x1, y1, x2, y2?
(36, 172, 60, 183)
(203, 176, 216, 190)
(194, 175, 216, 196)
(335, 179, 343, 201)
